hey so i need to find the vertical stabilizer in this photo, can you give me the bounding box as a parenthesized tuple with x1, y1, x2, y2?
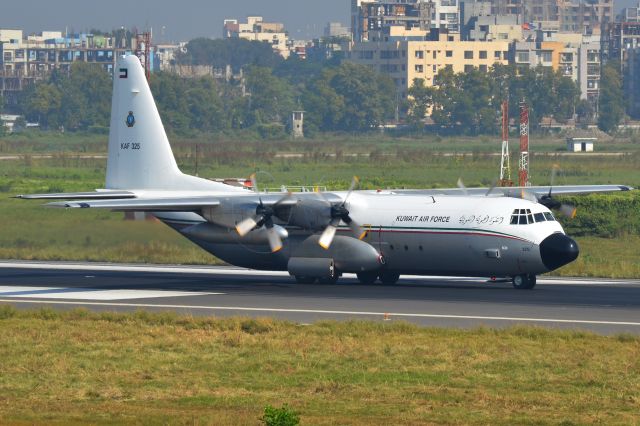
(106, 55, 229, 192)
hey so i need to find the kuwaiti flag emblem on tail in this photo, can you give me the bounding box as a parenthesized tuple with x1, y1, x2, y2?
(119, 68, 128, 79)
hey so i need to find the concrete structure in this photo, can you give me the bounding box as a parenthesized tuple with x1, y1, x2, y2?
(626, 47, 640, 118)
(223, 17, 290, 58)
(351, 0, 438, 42)
(291, 111, 304, 138)
(618, 1, 640, 22)
(514, 32, 601, 105)
(325, 22, 351, 38)
(566, 137, 595, 152)
(468, 14, 522, 41)
(347, 31, 510, 98)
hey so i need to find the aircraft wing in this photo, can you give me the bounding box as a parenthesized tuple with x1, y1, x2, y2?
(45, 197, 221, 212)
(14, 190, 136, 200)
(42, 193, 299, 212)
(397, 185, 633, 197)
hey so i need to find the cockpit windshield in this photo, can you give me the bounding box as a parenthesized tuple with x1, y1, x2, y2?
(510, 209, 555, 225)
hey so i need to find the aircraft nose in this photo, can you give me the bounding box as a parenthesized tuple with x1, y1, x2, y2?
(539, 233, 579, 271)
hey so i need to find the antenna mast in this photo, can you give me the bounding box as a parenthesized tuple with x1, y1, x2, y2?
(499, 100, 513, 186)
(135, 30, 152, 81)
(518, 101, 530, 187)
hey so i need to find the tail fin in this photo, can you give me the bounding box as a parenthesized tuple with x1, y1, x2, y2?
(106, 55, 226, 191)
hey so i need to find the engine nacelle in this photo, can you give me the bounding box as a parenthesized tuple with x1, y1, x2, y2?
(292, 235, 382, 273)
(182, 222, 288, 245)
(288, 257, 335, 280)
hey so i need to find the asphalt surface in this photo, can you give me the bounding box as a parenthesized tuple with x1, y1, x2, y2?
(1, 261, 639, 334)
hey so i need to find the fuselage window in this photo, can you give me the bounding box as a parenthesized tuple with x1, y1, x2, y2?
(543, 212, 555, 221)
(518, 215, 528, 225)
(534, 212, 545, 222)
(510, 215, 518, 225)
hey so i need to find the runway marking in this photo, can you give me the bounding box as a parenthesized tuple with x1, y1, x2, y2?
(1, 298, 639, 327)
(0, 286, 223, 301)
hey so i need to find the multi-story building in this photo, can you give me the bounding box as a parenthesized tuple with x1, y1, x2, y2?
(223, 17, 290, 58)
(351, 0, 460, 42)
(467, 14, 523, 41)
(347, 30, 510, 98)
(514, 32, 601, 105)
(626, 47, 640, 118)
(618, 1, 640, 22)
(325, 22, 351, 39)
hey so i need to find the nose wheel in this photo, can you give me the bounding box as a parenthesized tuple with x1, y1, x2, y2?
(512, 274, 536, 290)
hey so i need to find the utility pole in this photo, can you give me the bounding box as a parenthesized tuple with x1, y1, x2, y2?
(518, 101, 530, 187)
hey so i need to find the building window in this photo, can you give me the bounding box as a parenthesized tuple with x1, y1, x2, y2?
(541, 51, 552, 62)
(446, 50, 453, 57)
(433, 64, 437, 73)
(433, 50, 437, 59)
(479, 65, 487, 72)
(464, 51, 473, 59)
(415, 50, 424, 59)
(494, 51, 501, 59)
(415, 64, 424, 73)
(517, 51, 529, 62)
(464, 64, 474, 72)
(3, 52, 12, 62)
(479, 50, 487, 59)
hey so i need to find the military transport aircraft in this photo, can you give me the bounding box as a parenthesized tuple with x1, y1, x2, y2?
(16, 55, 633, 289)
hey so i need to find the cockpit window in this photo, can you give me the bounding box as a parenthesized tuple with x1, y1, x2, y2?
(511, 208, 548, 225)
(544, 212, 556, 221)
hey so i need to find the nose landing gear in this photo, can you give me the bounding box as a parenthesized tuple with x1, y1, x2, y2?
(512, 274, 537, 289)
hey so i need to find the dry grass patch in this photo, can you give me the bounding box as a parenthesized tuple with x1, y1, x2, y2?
(0, 308, 639, 424)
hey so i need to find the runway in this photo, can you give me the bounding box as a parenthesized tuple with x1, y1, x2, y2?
(1, 261, 639, 334)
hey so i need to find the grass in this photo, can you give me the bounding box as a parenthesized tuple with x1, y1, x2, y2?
(1, 144, 639, 277)
(0, 308, 638, 424)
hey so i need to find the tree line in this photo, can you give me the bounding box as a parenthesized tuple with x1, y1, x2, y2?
(13, 38, 626, 136)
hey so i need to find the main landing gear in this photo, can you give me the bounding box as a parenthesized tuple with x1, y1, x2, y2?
(512, 274, 537, 290)
(356, 271, 400, 285)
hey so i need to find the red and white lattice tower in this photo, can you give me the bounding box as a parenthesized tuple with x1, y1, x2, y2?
(499, 100, 513, 187)
(518, 101, 530, 187)
(135, 31, 152, 81)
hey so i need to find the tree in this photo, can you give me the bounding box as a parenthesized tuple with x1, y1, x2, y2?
(177, 38, 283, 72)
(554, 73, 581, 122)
(598, 63, 624, 133)
(244, 66, 295, 129)
(407, 78, 434, 131)
(21, 83, 63, 129)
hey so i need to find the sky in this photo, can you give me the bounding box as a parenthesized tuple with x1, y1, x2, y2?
(0, 0, 350, 42)
(0, 0, 636, 43)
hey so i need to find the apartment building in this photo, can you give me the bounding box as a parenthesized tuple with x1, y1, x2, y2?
(347, 31, 509, 98)
(514, 32, 600, 104)
(223, 17, 290, 58)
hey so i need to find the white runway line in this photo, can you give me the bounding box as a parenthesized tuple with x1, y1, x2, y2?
(0, 298, 639, 327)
(0, 286, 223, 301)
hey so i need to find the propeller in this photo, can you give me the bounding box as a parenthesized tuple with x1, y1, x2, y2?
(457, 177, 468, 196)
(537, 165, 577, 219)
(318, 176, 366, 250)
(235, 174, 292, 253)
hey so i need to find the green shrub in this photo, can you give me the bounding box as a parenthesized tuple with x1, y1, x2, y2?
(261, 404, 300, 426)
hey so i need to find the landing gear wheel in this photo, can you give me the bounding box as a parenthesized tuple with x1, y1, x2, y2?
(357, 271, 378, 285)
(295, 276, 316, 284)
(379, 271, 400, 285)
(512, 274, 536, 290)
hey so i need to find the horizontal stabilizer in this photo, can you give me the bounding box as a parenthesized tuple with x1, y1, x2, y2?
(14, 191, 136, 200)
(45, 197, 220, 212)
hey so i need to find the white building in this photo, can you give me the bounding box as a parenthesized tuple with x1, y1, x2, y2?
(223, 17, 290, 58)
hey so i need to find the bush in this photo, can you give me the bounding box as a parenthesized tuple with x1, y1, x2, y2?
(261, 404, 300, 426)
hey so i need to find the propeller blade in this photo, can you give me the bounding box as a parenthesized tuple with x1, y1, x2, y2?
(348, 220, 367, 241)
(457, 177, 468, 196)
(485, 179, 498, 197)
(319, 225, 337, 250)
(250, 173, 258, 194)
(343, 176, 360, 203)
(560, 204, 577, 219)
(521, 189, 538, 203)
(236, 217, 258, 237)
(266, 226, 283, 253)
